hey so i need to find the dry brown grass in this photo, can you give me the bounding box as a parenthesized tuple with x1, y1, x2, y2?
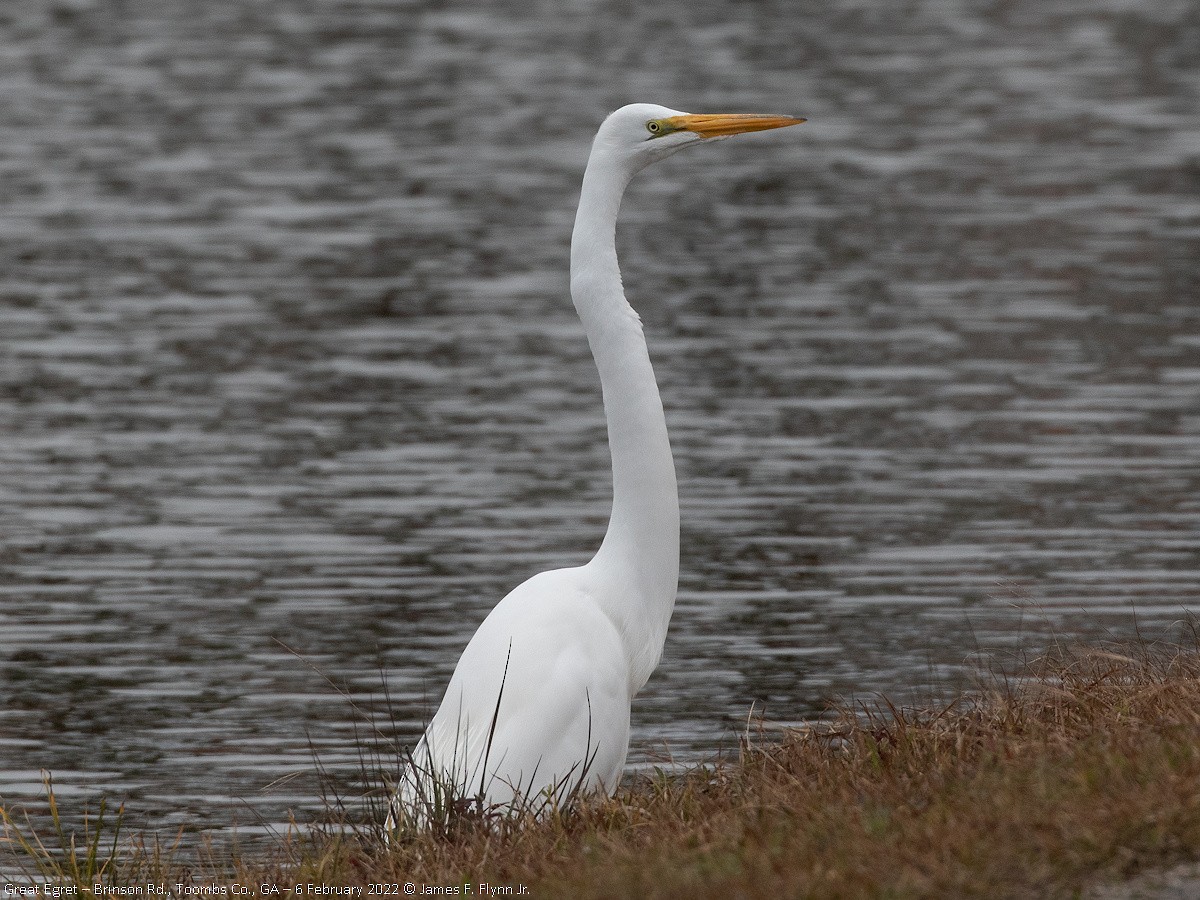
(6, 643, 1200, 898)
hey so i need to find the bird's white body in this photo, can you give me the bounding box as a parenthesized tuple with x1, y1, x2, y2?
(409, 567, 635, 807)
(393, 103, 802, 824)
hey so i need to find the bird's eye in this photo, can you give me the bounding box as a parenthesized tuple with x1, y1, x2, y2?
(646, 120, 662, 135)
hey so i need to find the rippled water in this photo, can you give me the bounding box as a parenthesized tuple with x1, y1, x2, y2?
(1, 0, 1198, 841)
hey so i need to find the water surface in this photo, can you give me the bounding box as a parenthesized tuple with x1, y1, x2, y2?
(1, 0, 1198, 840)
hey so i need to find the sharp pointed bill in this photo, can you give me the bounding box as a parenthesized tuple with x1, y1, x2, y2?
(665, 113, 806, 138)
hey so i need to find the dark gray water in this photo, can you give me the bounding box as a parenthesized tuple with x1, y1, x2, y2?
(1, 0, 1198, 840)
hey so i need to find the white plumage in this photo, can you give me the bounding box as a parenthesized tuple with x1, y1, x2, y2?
(391, 103, 804, 826)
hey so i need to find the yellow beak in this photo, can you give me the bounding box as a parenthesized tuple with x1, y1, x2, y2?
(665, 113, 806, 138)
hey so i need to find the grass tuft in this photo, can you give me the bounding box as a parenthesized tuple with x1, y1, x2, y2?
(1, 771, 125, 890)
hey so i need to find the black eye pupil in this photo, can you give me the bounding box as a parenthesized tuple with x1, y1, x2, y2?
(649, 122, 659, 132)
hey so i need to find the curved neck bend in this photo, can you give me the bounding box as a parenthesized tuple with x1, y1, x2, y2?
(569, 149, 680, 689)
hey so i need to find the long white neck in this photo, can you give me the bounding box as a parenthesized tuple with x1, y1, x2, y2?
(570, 148, 680, 691)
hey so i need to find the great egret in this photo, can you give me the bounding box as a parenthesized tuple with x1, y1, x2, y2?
(392, 103, 804, 826)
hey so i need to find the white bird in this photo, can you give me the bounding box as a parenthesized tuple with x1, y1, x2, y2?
(392, 103, 805, 827)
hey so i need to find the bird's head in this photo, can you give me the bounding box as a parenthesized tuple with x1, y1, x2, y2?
(593, 102, 806, 174)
